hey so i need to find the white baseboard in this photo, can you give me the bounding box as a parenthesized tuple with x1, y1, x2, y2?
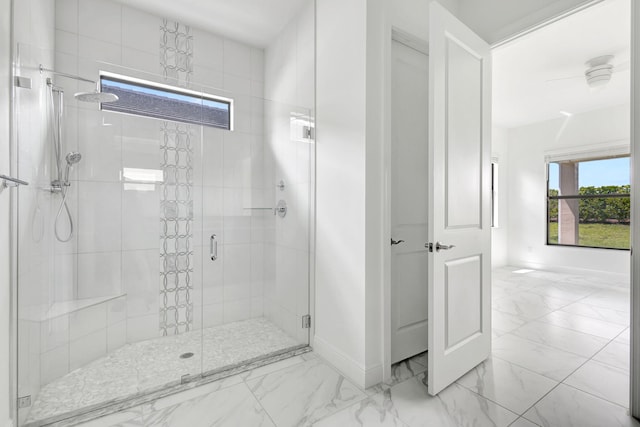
(508, 260, 630, 281)
(312, 335, 383, 389)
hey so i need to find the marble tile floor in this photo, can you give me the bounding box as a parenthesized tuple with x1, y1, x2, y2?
(27, 318, 299, 424)
(69, 267, 635, 426)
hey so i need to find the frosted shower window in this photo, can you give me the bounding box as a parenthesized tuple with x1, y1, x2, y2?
(99, 72, 233, 129)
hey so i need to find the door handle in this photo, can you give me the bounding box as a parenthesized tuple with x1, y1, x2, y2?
(210, 234, 218, 261)
(425, 242, 456, 252)
(435, 241, 455, 252)
(391, 238, 405, 246)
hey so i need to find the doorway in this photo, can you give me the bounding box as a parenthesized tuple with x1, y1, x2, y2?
(389, 38, 429, 364)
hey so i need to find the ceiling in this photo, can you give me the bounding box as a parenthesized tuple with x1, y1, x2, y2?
(112, 0, 306, 47)
(493, 0, 630, 128)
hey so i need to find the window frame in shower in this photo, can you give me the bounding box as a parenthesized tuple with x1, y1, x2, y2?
(98, 71, 234, 130)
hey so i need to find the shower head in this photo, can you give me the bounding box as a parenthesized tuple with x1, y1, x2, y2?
(74, 91, 119, 103)
(66, 152, 82, 165)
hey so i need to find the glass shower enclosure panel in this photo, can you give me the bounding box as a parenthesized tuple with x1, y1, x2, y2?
(14, 46, 313, 426)
(14, 52, 206, 425)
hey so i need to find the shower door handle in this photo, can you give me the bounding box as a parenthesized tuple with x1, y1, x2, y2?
(210, 234, 218, 261)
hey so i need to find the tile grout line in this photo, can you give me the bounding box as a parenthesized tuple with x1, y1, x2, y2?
(491, 275, 631, 422)
(244, 380, 279, 427)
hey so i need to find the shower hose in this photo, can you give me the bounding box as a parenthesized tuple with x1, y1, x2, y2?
(54, 184, 74, 242)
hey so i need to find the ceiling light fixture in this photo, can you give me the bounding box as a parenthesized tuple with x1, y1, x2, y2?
(584, 55, 614, 88)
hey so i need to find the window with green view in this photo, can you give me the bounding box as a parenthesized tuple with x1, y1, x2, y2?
(547, 156, 630, 250)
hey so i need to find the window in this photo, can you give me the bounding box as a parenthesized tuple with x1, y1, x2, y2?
(99, 72, 233, 130)
(547, 155, 630, 250)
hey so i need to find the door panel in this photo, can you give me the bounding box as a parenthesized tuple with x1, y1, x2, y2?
(445, 39, 483, 229)
(428, 2, 492, 395)
(390, 39, 429, 364)
(445, 256, 482, 349)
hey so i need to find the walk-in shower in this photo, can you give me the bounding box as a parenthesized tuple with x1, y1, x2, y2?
(13, 1, 315, 426)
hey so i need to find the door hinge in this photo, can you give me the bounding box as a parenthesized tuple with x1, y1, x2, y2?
(302, 314, 311, 329)
(18, 395, 31, 409)
(14, 76, 32, 89)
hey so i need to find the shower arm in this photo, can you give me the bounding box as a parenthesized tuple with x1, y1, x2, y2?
(39, 65, 97, 84)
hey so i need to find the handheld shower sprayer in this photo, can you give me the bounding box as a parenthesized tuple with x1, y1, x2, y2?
(53, 151, 82, 243)
(64, 152, 82, 185)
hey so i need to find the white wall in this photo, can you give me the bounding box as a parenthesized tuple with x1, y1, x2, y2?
(315, 0, 368, 384)
(492, 125, 509, 267)
(0, 0, 12, 423)
(315, 0, 460, 388)
(507, 104, 630, 274)
(458, 0, 597, 44)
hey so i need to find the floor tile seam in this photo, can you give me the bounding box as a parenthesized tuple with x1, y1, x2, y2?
(612, 327, 632, 342)
(555, 306, 630, 327)
(513, 378, 566, 422)
(533, 311, 626, 339)
(510, 289, 580, 307)
(565, 298, 632, 315)
(491, 306, 549, 323)
(243, 379, 280, 427)
(247, 357, 370, 426)
(559, 380, 630, 410)
(453, 377, 528, 417)
(507, 320, 613, 358)
(585, 340, 630, 373)
(488, 354, 563, 386)
(494, 331, 591, 366)
(238, 357, 307, 385)
(508, 415, 542, 427)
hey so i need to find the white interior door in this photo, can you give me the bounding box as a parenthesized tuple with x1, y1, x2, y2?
(390, 39, 429, 364)
(427, 2, 492, 395)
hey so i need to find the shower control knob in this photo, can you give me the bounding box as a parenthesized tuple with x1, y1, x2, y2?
(274, 200, 287, 218)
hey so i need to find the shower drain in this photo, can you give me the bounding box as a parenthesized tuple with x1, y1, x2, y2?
(180, 352, 195, 359)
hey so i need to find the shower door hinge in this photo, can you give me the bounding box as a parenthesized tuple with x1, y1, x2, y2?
(303, 125, 314, 140)
(15, 76, 32, 89)
(17, 395, 31, 409)
(302, 314, 311, 329)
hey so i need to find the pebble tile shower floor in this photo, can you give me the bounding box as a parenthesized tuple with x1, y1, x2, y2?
(26, 318, 298, 424)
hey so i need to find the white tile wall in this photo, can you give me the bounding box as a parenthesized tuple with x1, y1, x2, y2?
(78, 0, 122, 43)
(55, 0, 78, 33)
(69, 303, 107, 340)
(77, 109, 122, 183)
(78, 181, 122, 253)
(77, 251, 121, 298)
(122, 187, 160, 251)
(122, 249, 159, 317)
(40, 315, 69, 353)
(70, 329, 107, 371)
(121, 7, 159, 53)
(40, 345, 69, 385)
(107, 321, 127, 352)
